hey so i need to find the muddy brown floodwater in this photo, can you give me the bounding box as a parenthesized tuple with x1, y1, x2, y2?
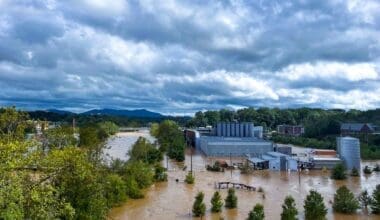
(108, 132, 380, 220)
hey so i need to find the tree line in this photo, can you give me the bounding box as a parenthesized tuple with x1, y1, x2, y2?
(187, 107, 380, 159)
(192, 185, 380, 219)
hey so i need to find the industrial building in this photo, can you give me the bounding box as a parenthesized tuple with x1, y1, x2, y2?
(246, 151, 298, 171)
(340, 123, 375, 135)
(308, 149, 342, 169)
(184, 122, 272, 157)
(214, 122, 263, 138)
(277, 124, 305, 137)
(337, 137, 361, 170)
(199, 136, 273, 157)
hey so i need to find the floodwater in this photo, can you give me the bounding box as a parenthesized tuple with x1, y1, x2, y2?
(104, 130, 156, 161)
(108, 132, 380, 220)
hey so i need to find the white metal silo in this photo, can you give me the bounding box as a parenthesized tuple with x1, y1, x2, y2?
(337, 137, 361, 170)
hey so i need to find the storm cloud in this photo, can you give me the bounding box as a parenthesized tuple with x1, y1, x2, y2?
(0, 0, 379, 114)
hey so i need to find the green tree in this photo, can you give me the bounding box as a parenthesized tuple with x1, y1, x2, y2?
(204, 111, 220, 126)
(103, 174, 127, 207)
(0, 107, 29, 142)
(331, 163, 346, 180)
(281, 196, 298, 220)
(225, 188, 238, 209)
(157, 120, 185, 161)
(333, 186, 359, 214)
(98, 121, 119, 136)
(44, 126, 77, 149)
(79, 126, 103, 159)
(122, 161, 154, 189)
(304, 190, 327, 220)
(192, 192, 206, 217)
(45, 147, 108, 219)
(247, 203, 265, 220)
(350, 167, 359, 177)
(150, 123, 159, 137)
(358, 189, 372, 210)
(129, 137, 162, 164)
(185, 171, 195, 184)
(211, 191, 223, 213)
(371, 184, 380, 214)
(153, 165, 167, 182)
(0, 173, 24, 219)
(124, 178, 143, 199)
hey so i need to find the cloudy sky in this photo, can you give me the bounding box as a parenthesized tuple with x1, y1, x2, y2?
(0, 0, 379, 114)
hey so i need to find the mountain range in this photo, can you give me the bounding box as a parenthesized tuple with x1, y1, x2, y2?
(43, 108, 163, 118)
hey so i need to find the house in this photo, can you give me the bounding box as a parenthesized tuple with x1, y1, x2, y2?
(340, 123, 375, 135)
(277, 125, 305, 137)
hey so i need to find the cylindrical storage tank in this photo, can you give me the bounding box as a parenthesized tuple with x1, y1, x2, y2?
(248, 123, 254, 137)
(226, 122, 230, 137)
(236, 123, 240, 137)
(217, 123, 222, 136)
(240, 123, 245, 137)
(231, 122, 235, 137)
(223, 123, 227, 137)
(337, 137, 361, 170)
(245, 123, 249, 137)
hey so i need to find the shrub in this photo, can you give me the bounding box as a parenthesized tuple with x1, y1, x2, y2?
(154, 165, 167, 182)
(374, 164, 380, 172)
(211, 191, 223, 213)
(247, 203, 265, 220)
(363, 166, 372, 174)
(371, 184, 380, 214)
(103, 174, 127, 207)
(281, 196, 298, 220)
(350, 167, 359, 177)
(333, 186, 360, 214)
(192, 192, 206, 217)
(185, 172, 195, 184)
(225, 188, 238, 209)
(331, 163, 346, 180)
(358, 189, 372, 209)
(304, 190, 327, 220)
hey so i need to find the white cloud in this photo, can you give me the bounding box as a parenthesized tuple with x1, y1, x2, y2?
(277, 62, 378, 82)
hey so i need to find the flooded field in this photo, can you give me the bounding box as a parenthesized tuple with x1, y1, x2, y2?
(108, 132, 380, 220)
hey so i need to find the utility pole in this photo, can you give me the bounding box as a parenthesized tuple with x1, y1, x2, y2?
(230, 152, 232, 178)
(190, 147, 193, 174)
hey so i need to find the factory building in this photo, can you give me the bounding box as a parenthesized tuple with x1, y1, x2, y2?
(214, 122, 263, 138)
(277, 124, 305, 137)
(308, 149, 342, 169)
(247, 151, 298, 171)
(199, 136, 273, 157)
(185, 122, 272, 158)
(337, 137, 361, 170)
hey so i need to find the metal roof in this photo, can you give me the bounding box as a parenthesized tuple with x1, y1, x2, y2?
(247, 157, 266, 163)
(266, 151, 289, 158)
(341, 123, 374, 131)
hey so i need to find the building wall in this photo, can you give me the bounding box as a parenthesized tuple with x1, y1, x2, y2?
(200, 137, 273, 157)
(213, 122, 262, 138)
(312, 159, 342, 169)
